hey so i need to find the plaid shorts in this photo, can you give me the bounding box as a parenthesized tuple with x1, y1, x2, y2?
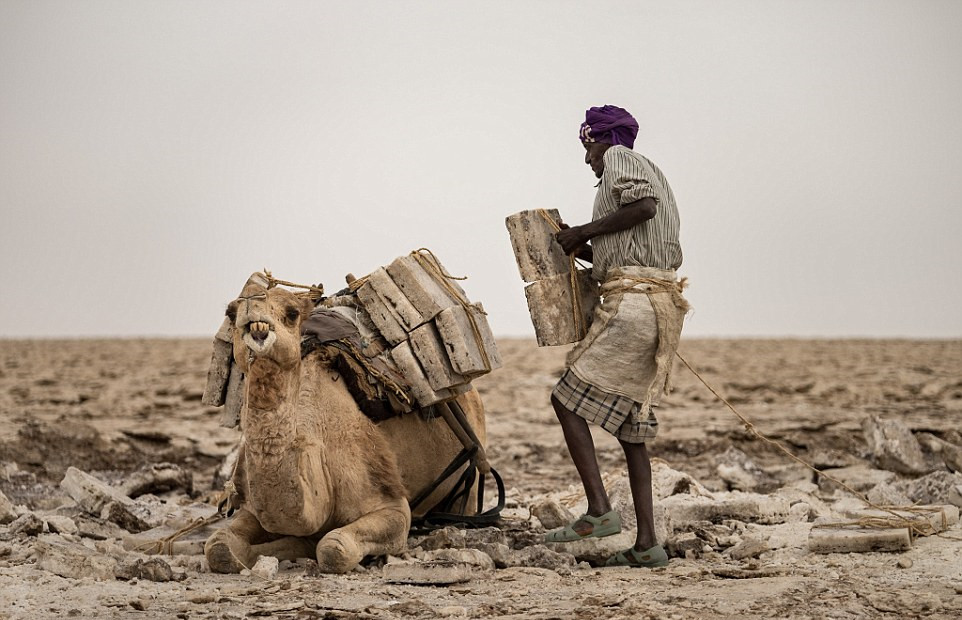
(552, 369, 659, 444)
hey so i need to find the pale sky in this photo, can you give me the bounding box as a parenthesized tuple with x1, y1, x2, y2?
(2, 0, 961, 339)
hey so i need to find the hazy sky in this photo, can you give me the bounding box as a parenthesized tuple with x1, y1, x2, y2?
(2, 0, 961, 339)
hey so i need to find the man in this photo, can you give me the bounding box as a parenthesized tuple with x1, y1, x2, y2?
(545, 105, 689, 568)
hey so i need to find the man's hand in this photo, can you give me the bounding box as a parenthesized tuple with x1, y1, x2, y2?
(555, 225, 590, 255)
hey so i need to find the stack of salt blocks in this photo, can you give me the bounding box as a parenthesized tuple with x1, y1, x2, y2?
(202, 272, 269, 429)
(505, 209, 599, 346)
(355, 253, 502, 407)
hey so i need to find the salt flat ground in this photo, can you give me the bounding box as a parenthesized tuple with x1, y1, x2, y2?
(0, 337, 960, 619)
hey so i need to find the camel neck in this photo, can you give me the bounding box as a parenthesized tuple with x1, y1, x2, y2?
(242, 357, 301, 456)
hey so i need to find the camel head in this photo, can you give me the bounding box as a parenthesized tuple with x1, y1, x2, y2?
(226, 274, 314, 373)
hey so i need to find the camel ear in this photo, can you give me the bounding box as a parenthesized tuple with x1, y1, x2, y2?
(225, 300, 239, 324)
(300, 296, 315, 319)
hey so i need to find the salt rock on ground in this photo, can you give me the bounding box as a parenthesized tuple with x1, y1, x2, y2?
(862, 415, 934, 475)
(60, 467, 135, 517)
(529, 499, 573, 530)
(503, 544, 574, 571)
(249, 555, 279, 580)
(34, 536, 117, 581)
(715, 446, 780, 493)
(424, 547, 496, 570)
(651, 458, 712, 499)
(773, 481, 833, 520)
(119, 462, 194, 498)
(473, 542, 511, 568)
(0, 489, 17, 525)
(42, 515, 78, 535)
(660, 491, 790, 527)
(115, 556, 184, 582)
(728, 537, 771, 560)
(666, 531, 704, 557)
(917, 432, 962, 473)
(382, 559, 474, 585)
(7, 513, 43, 537)
(866, 481, 913, 507)
(817, 464, 896, 493)
(895, 470, 962, 507)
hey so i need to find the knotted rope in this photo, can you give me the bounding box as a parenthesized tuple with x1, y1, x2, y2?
(262, 269, 325, 302)
(132, 503, 228, 556)
(410, 248, 492, 373)
(536, 209, 587, 340)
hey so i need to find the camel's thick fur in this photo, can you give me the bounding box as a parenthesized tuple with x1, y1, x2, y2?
(204, 282, 487, 574)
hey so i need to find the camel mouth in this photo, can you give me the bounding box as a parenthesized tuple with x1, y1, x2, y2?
(242, 320, 277, 354)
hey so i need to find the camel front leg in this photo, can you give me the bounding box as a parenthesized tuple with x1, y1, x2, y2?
(250, 536, 317, 563)
(315, 500, 411, 574)
(205, 508, 271, 573)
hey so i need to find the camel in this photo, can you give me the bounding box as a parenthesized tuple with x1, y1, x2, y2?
(204, 277, 489, 574)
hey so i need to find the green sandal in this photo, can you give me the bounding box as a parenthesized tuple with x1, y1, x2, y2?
(605, 544, 669, 568)
(544, 510, 621, 543)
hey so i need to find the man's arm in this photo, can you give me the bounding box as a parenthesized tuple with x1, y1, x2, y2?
(555, 197, 657, 255)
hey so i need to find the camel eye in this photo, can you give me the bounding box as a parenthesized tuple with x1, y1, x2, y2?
(226, 302, 238, 323)
(285, 305, 300, 323)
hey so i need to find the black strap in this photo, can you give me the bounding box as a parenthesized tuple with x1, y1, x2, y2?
(414, 466, 505, 530)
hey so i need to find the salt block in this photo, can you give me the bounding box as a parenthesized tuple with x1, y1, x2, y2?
(862, 415, 933, 475)
(382, 559, 473, 585)
(523, 270, 599, 346)
(808, 521, 911, 553)
(505, 209, 571, 282)
(660, 491, 790, 526)
(841, 505, 959, 536)
(220, 363, 245, 429)
(390, 341, 456, 407)
(356, 280, 407, 345)
(202, 317, 234, 407)
(817, 464, 896, 493)
(423, 548, 495, 571)
(251, 555, 279, 580)
(35, 537, 117, 581)
(409, 322, 466, 390)
(530, 499, 575, 530)
(115, 557, 180, 583)
(435, 304, 502, 376)
(386, 254, 467, 322)
(365, 267, 423, 331)
(60, 467, 132, 516)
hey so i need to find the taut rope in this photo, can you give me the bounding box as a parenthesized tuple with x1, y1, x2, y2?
(675, 352, 947, 538)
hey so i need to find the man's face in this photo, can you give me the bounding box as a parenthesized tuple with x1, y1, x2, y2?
(583, 141, 610, 179)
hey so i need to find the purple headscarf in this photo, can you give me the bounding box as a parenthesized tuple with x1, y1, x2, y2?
(579, 105, 639, 149)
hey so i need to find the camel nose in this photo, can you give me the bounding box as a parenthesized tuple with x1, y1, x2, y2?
(249, 321, 271, 343)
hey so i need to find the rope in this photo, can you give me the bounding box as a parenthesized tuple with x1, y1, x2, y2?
(334, 337, 414, 407)
(605, 276, 689, 310)
(133, 511, 226, 556)
(347, 274, 370, 293)
(262, 269, 325, 302)
(675, 351, 945, 539)
(409, 248, 492, 372)
(536, 209, 587, 339)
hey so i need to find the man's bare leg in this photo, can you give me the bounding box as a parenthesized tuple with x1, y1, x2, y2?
(620, 439, 657, 550)
(552, 395, 612, 531)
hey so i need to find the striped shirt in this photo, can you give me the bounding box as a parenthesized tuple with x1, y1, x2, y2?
(590, 146, 682, 280)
